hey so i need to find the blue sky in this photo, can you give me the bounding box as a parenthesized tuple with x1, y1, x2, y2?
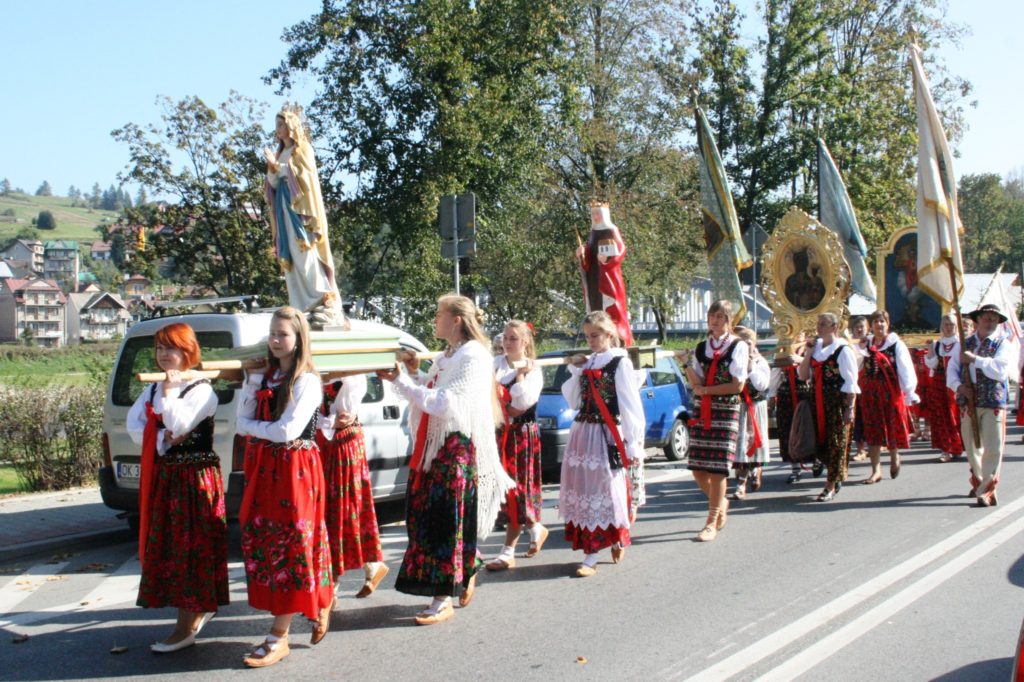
(3, 1, 1021, 197)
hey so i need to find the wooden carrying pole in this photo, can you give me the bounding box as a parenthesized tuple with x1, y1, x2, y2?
(137, 369, 244, 383)
(947, 256, 981, 448)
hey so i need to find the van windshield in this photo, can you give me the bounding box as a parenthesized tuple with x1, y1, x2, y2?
(111, 331, 236, 406)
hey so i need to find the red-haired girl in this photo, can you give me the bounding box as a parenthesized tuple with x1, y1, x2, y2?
(127, 322, 227, 653)
(236, 307, 333, 667)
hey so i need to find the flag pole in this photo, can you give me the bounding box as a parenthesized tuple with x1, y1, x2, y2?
(946, 255, 981, 448)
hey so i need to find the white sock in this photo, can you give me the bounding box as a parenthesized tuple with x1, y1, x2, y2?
(497, 545, 515, 560)
(581, 552, 599, 568)
(427, 596, 451, 614)
(364, 561, 383, 579)
(254, 632, 282, 656)
(528, 523, 545, 542)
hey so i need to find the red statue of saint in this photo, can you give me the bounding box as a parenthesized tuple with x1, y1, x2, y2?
(576, 202, 633, 346)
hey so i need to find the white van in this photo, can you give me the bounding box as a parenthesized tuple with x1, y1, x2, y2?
(99, 311, 427, 529)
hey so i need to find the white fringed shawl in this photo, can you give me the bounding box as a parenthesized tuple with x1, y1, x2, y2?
(405, 340, 515, 541)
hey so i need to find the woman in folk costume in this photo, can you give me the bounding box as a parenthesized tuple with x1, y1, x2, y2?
(316, 373, 389, 599)
(848, 316, 870, 462)
(730, 326, 770, 500)
(908, 346, 932, 441)
(236, 307, 333, 667)
(486, 320, 548, 572)
(925, 314, 964, 463)
(798, 313, 860, 501)
(859, 310, 919, 484)
(947, 304, 1015, 507)
(378, 295, 513, 625)
(769, 332, 811, 484)
(127, 322, 227, 653)
(684, 299, 749, 541)
(263, 105, 344, 326)
(559, 311, 645, 576)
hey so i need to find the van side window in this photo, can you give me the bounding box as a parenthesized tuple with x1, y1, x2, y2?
(363, 375, 384, 403)
(112, 331, 236, 406)
(649, 358, 679, 387)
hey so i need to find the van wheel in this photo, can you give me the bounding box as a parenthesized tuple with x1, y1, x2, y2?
(663, 418, 689, 461)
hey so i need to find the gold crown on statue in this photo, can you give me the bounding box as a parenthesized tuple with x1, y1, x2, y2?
(589, 200, 616, 231)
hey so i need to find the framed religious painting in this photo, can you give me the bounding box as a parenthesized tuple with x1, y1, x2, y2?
(760, 207, 851, 357)
(876, 226, 943, 333)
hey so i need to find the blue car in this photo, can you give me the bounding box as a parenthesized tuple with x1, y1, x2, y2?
(536, 350, 693, 481)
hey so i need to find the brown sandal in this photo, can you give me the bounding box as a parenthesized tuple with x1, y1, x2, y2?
(525, 525, 549, 558)
(243, 634, 290, 668)
(459, 573, 477, 607)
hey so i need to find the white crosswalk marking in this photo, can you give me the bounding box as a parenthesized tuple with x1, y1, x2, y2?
(0, 560, 69, 615)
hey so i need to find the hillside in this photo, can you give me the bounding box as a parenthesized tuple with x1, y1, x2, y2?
(0, 192, 121, 244)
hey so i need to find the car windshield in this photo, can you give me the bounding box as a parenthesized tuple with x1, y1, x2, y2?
(541, 363, 573, 393)
(111, 331, 236, 406)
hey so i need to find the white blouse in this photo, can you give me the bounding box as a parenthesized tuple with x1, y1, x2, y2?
(924, 335, 959, 371)
(806, 338, 861, 394)
(689, 333, 750, 384)
(318, 373, 368, 436)
(747, 355, 770, 394)
(868, 332, 918, 404)
(494, 355, 542, 412)
(127, 379, 218, 455)
(946, 329, 1014, 392)
(562, 348, 646, 463)
(236, 371, 323, 443)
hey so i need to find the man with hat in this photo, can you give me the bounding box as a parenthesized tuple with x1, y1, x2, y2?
(946, 303, 1014, 506)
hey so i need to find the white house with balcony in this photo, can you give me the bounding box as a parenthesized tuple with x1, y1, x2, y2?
(43, 240, 80, 292)
(66, 291, 129, 343)
(0, 278, 67, 347)
(0, 239, 43, 274)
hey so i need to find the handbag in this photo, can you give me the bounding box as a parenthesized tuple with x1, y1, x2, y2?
(788, 399, 818, 462)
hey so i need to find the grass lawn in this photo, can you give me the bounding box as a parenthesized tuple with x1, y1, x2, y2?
(0, 465, 22, 495)
(0, 192, 120, 243)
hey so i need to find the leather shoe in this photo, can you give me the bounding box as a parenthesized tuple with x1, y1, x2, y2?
(485, 556, 515, 571)
(575, 564, 597, 577)
(414, 601, 454, 626)
(310, 599, 333, 645)
(150, 633, 196, 654)
(243, 636, 290, 667)
(459, 573, 476, 607)
(611, 545, 624, 564)
(356, 564, 390, 598)
(193, 611, 214, 635)
(525, 525, 549, 558)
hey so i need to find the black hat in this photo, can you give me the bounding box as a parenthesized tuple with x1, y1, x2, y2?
(967, 303, 1008, 323)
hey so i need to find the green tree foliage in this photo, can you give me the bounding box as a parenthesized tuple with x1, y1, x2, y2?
(110, 93, 284, 302)
(89, 182, 103, 209)
(958, 173, 1024, 273)
(0, 178, 10, 195)
(35, 181, 53, 197)
(36, 210, 56, 229)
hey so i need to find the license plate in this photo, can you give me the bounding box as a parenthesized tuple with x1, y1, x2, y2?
(116, 462, 141, 482)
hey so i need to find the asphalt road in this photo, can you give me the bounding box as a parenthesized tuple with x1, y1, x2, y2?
(1, 432, 1022, 681)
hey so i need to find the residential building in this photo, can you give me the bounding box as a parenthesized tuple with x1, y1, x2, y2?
(43, 240, 80, 292)
(90, 240, 113, 261)
(0, 239, 43, 274)
(66, 291, 129, 343)
(122, 274, 152, 299)
(0, 278, 66, 347)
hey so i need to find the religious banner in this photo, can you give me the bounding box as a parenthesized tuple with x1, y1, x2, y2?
(817, 138, 876, 302)
(696, 107, 752, 326)
(909, 45, 965, 308)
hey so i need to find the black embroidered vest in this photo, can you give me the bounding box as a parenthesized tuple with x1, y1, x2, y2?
(576, 355, 622, 424)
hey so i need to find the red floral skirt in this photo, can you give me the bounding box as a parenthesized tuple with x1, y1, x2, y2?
(496, 421, 544, 527)
(859, 374, 910, 449)
(137, 454, 229, 612)
(395, 432, 478, 598)
(240, 439, 333, 621)
(564, 523, 630, 554)
(316, 423, 383, 578)
(928, 376, 963, 455)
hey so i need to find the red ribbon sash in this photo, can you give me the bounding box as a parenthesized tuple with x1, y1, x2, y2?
(239, 387, 275, 528)
(408, 379, 435, 472)
(138, 403, 159, 568)
(699, 351, 723, 429)
(811, 359, 827, 445)
(740, 387, 763, 455)
(582, 369, 631, 470)
(784, 365, 799, 414)
(495, 383, 519, 524)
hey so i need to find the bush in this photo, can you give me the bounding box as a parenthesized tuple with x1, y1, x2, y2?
(37, 210, 56, 229)
(0, 385, 104, 492)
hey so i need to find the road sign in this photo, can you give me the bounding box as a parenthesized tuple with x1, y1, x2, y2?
(441, 240, 478, 259)
(439, 193, 476, 239)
